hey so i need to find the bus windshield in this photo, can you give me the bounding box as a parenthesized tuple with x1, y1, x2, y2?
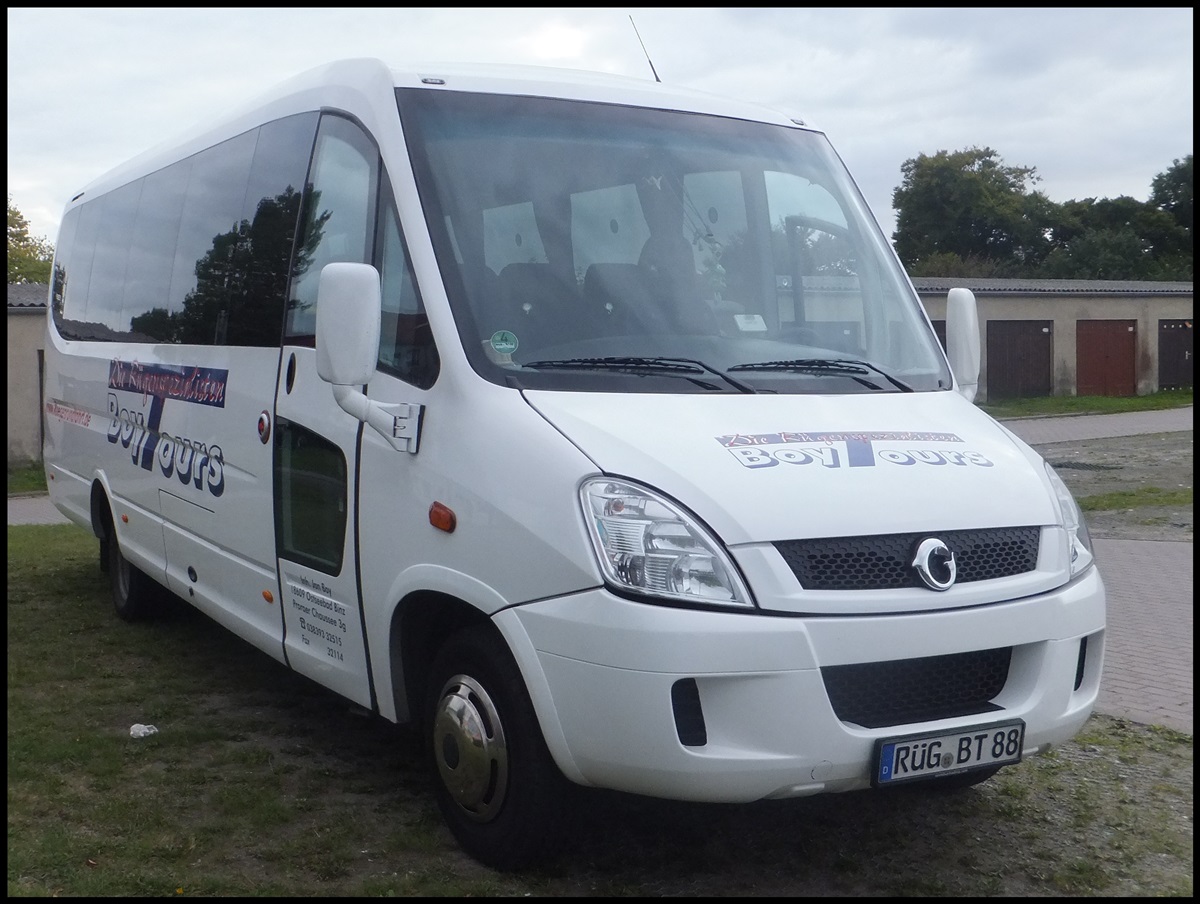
(397, 88, 951, 395)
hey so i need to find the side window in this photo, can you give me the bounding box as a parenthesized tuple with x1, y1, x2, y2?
(49, 207, 77, 326)
(169, 129, 257, 345)
(226, 112, 318, 347)
(61, 200, 102, 330)
(125, 161, 190, 342)
(286, 116, 380, 341)
(85, 180, 142, 333)
(49, 115, 315, 347)
(377, 190, 439, 388)
(273, 420, 347, 574)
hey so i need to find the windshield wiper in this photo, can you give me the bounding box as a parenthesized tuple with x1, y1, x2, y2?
(727, 358, 914, 392)
(523, 356, 756, 393)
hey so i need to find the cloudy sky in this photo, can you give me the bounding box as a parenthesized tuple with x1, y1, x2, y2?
(7, 7, 1194, 248)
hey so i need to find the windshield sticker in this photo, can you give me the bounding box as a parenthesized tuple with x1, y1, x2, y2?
(105, 358, 228, 497)
(716, 430, 994, 470)
(490, 330, 518, 355)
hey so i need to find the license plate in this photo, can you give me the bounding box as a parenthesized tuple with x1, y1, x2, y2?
(873, 719, 1025, 786)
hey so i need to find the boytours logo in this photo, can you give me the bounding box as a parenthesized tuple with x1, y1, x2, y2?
(107, 359, 230, 497)
(715, 430, 995, 470)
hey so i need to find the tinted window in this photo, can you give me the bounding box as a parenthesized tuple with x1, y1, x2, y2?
(125, 161, 190, 341)
(53, 115, 318, 347)
(286, 116, 379, 340)
(50, 206, 79, 329)
(224, 112, 318, 346)
(377, 186, 438, 388)
(169, 129, 257, 345)
(85, 180, 142, 332)
(273, 420, 347, 574)
(61, 199, 102, 333)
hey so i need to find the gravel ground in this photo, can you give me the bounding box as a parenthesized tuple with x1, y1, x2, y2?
(1032, 429, 1193, 543)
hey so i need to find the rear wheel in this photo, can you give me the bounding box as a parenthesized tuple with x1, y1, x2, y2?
(426, 624, 568, 870)
(105, 514, 156, 622)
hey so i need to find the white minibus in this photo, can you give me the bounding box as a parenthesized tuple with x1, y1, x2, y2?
(42, 58, 1105, 870)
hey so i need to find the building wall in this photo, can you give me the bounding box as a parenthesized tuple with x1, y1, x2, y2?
(8, 308, 47, 465)
(918, 290, 1194, 402)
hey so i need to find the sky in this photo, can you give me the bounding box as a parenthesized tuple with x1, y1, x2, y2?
(7, 7, 1194, 249)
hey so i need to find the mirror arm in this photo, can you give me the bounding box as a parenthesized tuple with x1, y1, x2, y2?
(331, 384, 423, 453)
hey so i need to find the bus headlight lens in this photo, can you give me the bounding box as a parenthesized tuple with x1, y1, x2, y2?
(580, 478, 753, 608)
(1045, 463, 1095, 577)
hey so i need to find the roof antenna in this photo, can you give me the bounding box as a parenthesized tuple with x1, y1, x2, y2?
(629, 16, 661, 83)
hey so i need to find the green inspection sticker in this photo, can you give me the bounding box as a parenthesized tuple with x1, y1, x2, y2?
(490, 330, 518, 355)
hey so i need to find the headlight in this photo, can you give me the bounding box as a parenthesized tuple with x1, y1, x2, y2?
(579, 477, 754, 609)
(1045, 463, 1095, 577)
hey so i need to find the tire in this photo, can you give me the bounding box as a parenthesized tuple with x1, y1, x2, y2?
(426, 624, 568, 871)
(105, 514, 156, 622)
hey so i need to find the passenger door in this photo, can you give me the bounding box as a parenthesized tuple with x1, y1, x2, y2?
(273, 114, 381, 708)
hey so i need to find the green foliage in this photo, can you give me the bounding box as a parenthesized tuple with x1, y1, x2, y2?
(1077, 485, 1193, 513)
(1150, 155, 1193, 235)
(894, 150, 1193, 280)
(7, 461, 48, 495)
(7, 195, 54, 284)
(978, 388, 1193, 419)
(893, 147, 1053, 274)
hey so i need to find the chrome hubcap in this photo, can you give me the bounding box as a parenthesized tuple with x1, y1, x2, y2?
(433, 674, 508, 822)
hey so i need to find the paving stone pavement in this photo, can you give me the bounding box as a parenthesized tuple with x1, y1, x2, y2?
(10, 407, 1193, 734)
(1002, 405, 1193, 735)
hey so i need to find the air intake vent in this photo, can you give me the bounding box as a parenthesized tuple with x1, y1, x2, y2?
(775, 527, 1039, 591)
(671, 678, 707, 747)
(823, 647, 1012, 729)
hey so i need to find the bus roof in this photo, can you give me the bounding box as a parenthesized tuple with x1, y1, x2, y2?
(66, 57, 813, 210)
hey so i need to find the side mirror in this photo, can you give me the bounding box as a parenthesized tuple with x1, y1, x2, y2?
(314, 262, 424, 453)
(316, 262, 382, 386)
(946, 287, 980, 402)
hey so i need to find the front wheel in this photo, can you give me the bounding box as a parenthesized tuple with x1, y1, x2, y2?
(105, 514, 156, 622)
(426, 624, 568, 870)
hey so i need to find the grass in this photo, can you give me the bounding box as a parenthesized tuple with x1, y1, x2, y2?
(979, 388, 1193, 419)
(7, 523, 1193, 897)
(1079, 485, 1194, 512)
(7, 461, 47, 495)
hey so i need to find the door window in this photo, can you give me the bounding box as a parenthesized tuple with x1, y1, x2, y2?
(377, 188, 439, 388)
(273, 420, 347, 574)
(286, 116, 380, 340)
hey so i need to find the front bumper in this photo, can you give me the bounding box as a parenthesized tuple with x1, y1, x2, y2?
(495, 565, 1105, 801)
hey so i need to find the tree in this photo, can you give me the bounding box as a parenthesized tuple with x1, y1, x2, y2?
(1147, 155, 1193, 278)
(8, 195, 55, 284)
(1150, 155, 1193, 236)
(892, 149, 1193, 280)
(1041, 195, 1185, 280)
(892, 147, 1054, 276)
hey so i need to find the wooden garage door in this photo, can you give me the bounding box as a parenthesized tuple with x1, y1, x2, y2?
(986, 321, 1053, 400)
(1077, 320, 1137, 397)
(1158, 320, 1193, 390)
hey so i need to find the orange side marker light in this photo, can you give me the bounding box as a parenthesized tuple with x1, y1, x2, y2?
(429, 501, 457, 533)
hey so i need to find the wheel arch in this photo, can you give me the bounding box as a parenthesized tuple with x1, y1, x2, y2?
(390, 590, 493, 725)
